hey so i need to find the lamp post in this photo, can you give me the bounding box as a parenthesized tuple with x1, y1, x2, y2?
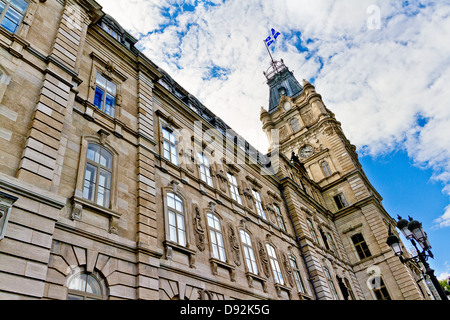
(386, 216, 448, 300)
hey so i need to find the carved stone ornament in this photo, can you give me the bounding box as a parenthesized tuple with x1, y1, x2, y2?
(215, 169, 228, 193)
(229, 224, 241, 266)
(193, 205, 206, 252)
(283, 253, 294, 287)
(259, 241, 271, 278)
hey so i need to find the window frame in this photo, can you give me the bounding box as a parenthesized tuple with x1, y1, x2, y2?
(198, 152, 213, 187)
(67, 271, 106, 300)
(306, 218, 319, 244)
(0, 0, 29, 34)
(227, 172, 242, 205)
(252, 189, 267, 220)
(239, 229, 258, 275)
(274, 204, 286, 232)
(321, 161, 333, 177)
(162, 126, 179, 166)
(289, 255, 306, 294)
(289, 117, 301, 133)
(372, 277, 391, 300)
(93, 72, 117, 118)
(323, 266, 340, 300)
(166, 192, 187, 247)
(266, 243, 284, 285)
(351, 233, 372, 260)
(82, 143, 114, 209)
(206, 212, 227, 262)
(334, 193, 349, 210)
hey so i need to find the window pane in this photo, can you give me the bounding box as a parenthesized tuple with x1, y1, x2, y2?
(67, 294, 84, 300)
(167, 194, 175, 209)
(96, 73, 107, 88)
(94, 87, 105, 109)
(0, 2, 5, 15)
(178, 229, 186, 246)
(105, 94, 116, 114)
(69, 274, 87, 291)
(99, 149, 113, 169)
(1, 7, 21, 33)
(98, 170, 111, 189)
(87, 144, 100, 163)
(106, 81, 116, 95)
(169, 226, 177, 242)
(11, 0, 28, 13)
(86, 275, 101, 295)
(83, 164, 97, 201)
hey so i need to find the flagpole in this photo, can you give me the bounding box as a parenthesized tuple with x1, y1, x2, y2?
(264, 39, 275, 64)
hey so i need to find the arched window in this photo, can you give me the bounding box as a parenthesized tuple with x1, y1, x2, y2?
(240, 230, 258, 274)
(266, 244, 284, 285)
(252, 190, 266, 220)
(290, 118, 301, 133)
(289, 255, 306, 294)
(274, 205, 286, 232)
(207, 213, 226, 262)
(83, 143, 113, 208)
(67, 272, 104, 300)
(321, 161, 332, 177)
(167, 192, 186, 246)
(323, 266, 339, 300)
(198, 152, 213, 187)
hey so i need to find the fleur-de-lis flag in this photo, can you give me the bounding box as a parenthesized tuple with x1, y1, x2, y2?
(265, 28, 281, 47)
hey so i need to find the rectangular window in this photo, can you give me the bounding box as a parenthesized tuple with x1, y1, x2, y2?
(351, 233, 372, 260)
(274, 205, 286, 232)
(252, 190, 267, 220)
(93, 73, 116, 117)
(162, 127, 178, 166)
(0, 0, 28, 34)
(373, 278, 391, 300)
(307, 219, 319, 244)
(334, 193, 349, 210)
(227, 173, 242, 205)
(289, 256, 306, 294)
(198, 152, 213, 187)
(324, 267, 340, 300)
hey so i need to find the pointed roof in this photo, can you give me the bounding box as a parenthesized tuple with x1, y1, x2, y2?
(264, 60, 303, 113)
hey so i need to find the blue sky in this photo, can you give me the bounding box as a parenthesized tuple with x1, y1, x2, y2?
(96, 0, 450, 281)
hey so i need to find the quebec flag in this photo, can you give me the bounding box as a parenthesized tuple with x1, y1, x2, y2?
(265, 28, 281, 47)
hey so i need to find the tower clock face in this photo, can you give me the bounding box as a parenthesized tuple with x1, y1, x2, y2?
(283, 102, 291, 111)
(300, 145, 313, 158)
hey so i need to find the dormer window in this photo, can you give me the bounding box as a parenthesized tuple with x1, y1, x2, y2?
(101, 22, 121, 42)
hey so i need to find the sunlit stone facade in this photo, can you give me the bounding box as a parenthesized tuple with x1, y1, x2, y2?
(0, 0, 429, 300)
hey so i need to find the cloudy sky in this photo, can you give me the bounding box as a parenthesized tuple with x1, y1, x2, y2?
(96, 0, 450, 282)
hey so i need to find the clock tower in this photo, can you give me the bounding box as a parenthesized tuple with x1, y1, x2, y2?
(260, 59, 425, 300)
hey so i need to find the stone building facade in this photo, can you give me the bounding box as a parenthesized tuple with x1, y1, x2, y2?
(0, 0, 430, 300)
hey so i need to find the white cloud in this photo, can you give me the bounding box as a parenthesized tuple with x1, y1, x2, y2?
(96, 0, 450, 227)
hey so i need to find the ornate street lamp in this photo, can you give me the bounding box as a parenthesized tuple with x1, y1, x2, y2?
(386, 216, 448, 300)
